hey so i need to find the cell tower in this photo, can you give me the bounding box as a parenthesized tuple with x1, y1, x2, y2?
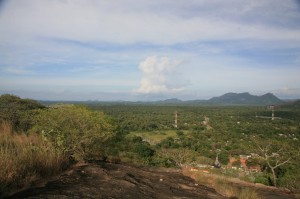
(214, 150, 221, 168)
(174, 111, 178, 128)
(270, 105, 275, 120)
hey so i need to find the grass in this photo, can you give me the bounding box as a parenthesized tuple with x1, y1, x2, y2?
(183, 168, 263, 199)
(214, 179, 262, 199)
(0, 121, 68, 197)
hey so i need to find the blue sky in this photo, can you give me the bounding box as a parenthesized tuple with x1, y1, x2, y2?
(0, 0, 300, 101)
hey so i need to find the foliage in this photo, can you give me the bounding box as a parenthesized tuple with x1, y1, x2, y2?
(278, 166, 300, 192)
(183, 169, 263, 199)
(0, 94, 45, 131)
(30, 105, 115, 161)
(2, 95, 300, 194)
(253, 173, 271, 185)
(232, 159, 241, 167)
(218, 152, 229, 165)
(88, 103, 300, 191)
(156, 148, 197, 167)
(0, 121, 67, 197)
(134, 143, 155, 158)
(176, 130, 184, 137)
(251, 138, 300, 187)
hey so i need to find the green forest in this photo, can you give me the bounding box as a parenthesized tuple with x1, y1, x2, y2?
(1, 94, 300, 197)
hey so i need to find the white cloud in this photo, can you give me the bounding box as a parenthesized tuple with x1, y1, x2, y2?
(0, 0, 300, 46)
(134, 56, 186, 94)
(0, 0, 300, 100)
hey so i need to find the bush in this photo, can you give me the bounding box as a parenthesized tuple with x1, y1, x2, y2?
(278, 167, 300, 192)
(155, 148, 196, 167)
(254, 173, 271, 186)
(30, 105, 115, 161)
(218, 153, 229, 165)
(0, 94, 45, 131)
(176, 130, 184, 137)
(151, 156, 176, 167)
(134, 143, 155, 158)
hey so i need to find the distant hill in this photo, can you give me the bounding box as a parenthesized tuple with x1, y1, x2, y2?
(141, 93, 283, 106)
(208, 92, 283, 105)
(39, 92, 285, 106)
(157, 98, 182, 104)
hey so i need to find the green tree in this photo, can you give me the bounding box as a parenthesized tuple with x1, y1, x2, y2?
(30, 105, 115, 161)
(252, 139, 300, 187)
(0, 94, 44, 131)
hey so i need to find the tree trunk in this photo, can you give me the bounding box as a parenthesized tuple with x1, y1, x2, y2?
(270, 167, 277, 187)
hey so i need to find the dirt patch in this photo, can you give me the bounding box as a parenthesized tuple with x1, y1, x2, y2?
(7, 163, 225, 199)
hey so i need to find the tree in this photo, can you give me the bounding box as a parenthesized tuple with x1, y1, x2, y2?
(0, 94, 44, 131)
(30, 105, 115, 161)
(158, 148, 194, 167)
(252, 138, 300, 187)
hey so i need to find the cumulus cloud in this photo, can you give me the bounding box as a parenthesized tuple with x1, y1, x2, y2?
(134, 56, 186, 94)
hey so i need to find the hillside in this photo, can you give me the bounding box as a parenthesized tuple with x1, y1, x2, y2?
(8, 163, 225, 199)
(8, 162, 296, 199)
(208, 92, 283, 105)
(148, 92, 283, 105)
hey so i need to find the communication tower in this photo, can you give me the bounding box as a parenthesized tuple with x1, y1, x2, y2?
(174, 111, 178, 128)
(270, 105, 275, 120)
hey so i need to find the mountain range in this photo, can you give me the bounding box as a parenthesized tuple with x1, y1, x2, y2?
(40, 92, 285, 106)
(207, 92, 282, 105)
(154, 92, 283, 105)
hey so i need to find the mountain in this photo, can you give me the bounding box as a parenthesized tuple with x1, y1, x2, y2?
(39, 92, 285, 106)
(139, 93, 283, 105)
(208, 92, 283, 105)
(158, 98, 182, 103)
(259, 93, 283, 104)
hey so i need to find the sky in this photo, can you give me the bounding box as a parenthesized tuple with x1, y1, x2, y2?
(0, 0, 300, 101)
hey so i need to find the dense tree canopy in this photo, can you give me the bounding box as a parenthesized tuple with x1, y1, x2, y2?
(0, 94, 45, 130)
(88, 103, 300, 190)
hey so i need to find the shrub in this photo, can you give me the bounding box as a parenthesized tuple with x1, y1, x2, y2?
(30, 105, 115, 161)
(254, 173, 271, 186)
(134, 143, 155, 158)
(0, 94, 45, 131)
(176, 130, 184, 137)
(277, 166, 300, 192)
